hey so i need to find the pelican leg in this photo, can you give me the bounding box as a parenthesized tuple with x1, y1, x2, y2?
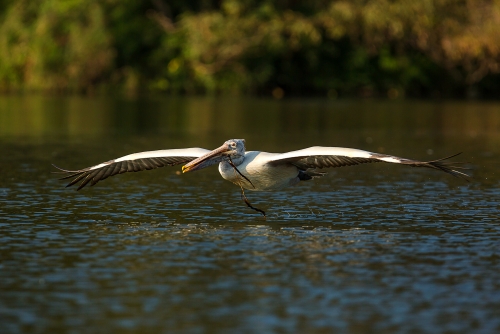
(239, 185, 266, 217)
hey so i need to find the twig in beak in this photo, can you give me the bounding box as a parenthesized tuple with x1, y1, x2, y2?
(239, 184, 266, 217)
(228, 157, 266, 217)
(227, 157, 255, 189)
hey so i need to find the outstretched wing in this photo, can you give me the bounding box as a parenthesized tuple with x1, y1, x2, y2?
(53, 148, 211, 190)
(268, 147, 470, 180)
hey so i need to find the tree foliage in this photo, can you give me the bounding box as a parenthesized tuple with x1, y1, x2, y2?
(1, 0, 499, 97)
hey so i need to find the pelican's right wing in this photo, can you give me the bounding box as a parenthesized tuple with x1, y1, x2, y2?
(53, 148, 211, 190)
(268, 146, 469, 179)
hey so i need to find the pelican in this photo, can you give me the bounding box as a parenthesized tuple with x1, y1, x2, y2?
(54, 139, 469, 216)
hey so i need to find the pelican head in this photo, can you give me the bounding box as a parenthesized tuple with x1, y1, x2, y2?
(182, 139, 246, 173)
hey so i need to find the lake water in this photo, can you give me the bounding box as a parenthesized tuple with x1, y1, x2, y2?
(1, 96, 499, 333)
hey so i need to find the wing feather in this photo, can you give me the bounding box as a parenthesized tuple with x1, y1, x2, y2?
(90, 168, 107, 186)
(77, 174, 94, 190)
(65, 172, 88, 187)
(118, 161, 128, 174)
(140, 159, 154, 170)
(269, 146, 469, 180)
(150, 157, 164, 167)
(53, 147, 211, 190)
(126, 160, 134, 172)
(108, 161, 122, 178)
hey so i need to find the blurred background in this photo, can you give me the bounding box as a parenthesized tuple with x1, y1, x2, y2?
(1, 0, 500, 98)
(1, 2, 500, 334)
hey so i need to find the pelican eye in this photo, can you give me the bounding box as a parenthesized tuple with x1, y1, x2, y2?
(230, 142, 237, 148)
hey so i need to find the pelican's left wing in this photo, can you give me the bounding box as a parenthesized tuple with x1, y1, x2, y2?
(54, 148, 211, 190)
(268, 146, 469, 179)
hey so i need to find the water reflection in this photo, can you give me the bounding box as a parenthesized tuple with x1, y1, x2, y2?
(1, 96, 499, 148)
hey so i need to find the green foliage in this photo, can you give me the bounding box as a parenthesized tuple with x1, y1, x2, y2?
(0, 0, 114, 92)
(1, 0, 500, 97)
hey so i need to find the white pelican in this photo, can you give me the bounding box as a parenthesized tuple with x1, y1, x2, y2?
(55, 139, 469, 216)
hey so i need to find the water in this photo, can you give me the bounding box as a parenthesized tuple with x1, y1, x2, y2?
(1, 96, 499, 333)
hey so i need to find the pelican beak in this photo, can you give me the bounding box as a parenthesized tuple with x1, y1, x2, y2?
(182, 144, 230, 173)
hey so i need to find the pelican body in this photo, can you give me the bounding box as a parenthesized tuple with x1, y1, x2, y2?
(55, 139, 469, 215)
(218, 151, 300, 191)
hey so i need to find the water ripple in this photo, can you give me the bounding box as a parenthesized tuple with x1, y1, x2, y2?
(1, 143, 499, 333)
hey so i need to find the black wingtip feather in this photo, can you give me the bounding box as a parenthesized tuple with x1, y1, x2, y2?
(424, 152, 471, 181)
(52, 164, 78, 174)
